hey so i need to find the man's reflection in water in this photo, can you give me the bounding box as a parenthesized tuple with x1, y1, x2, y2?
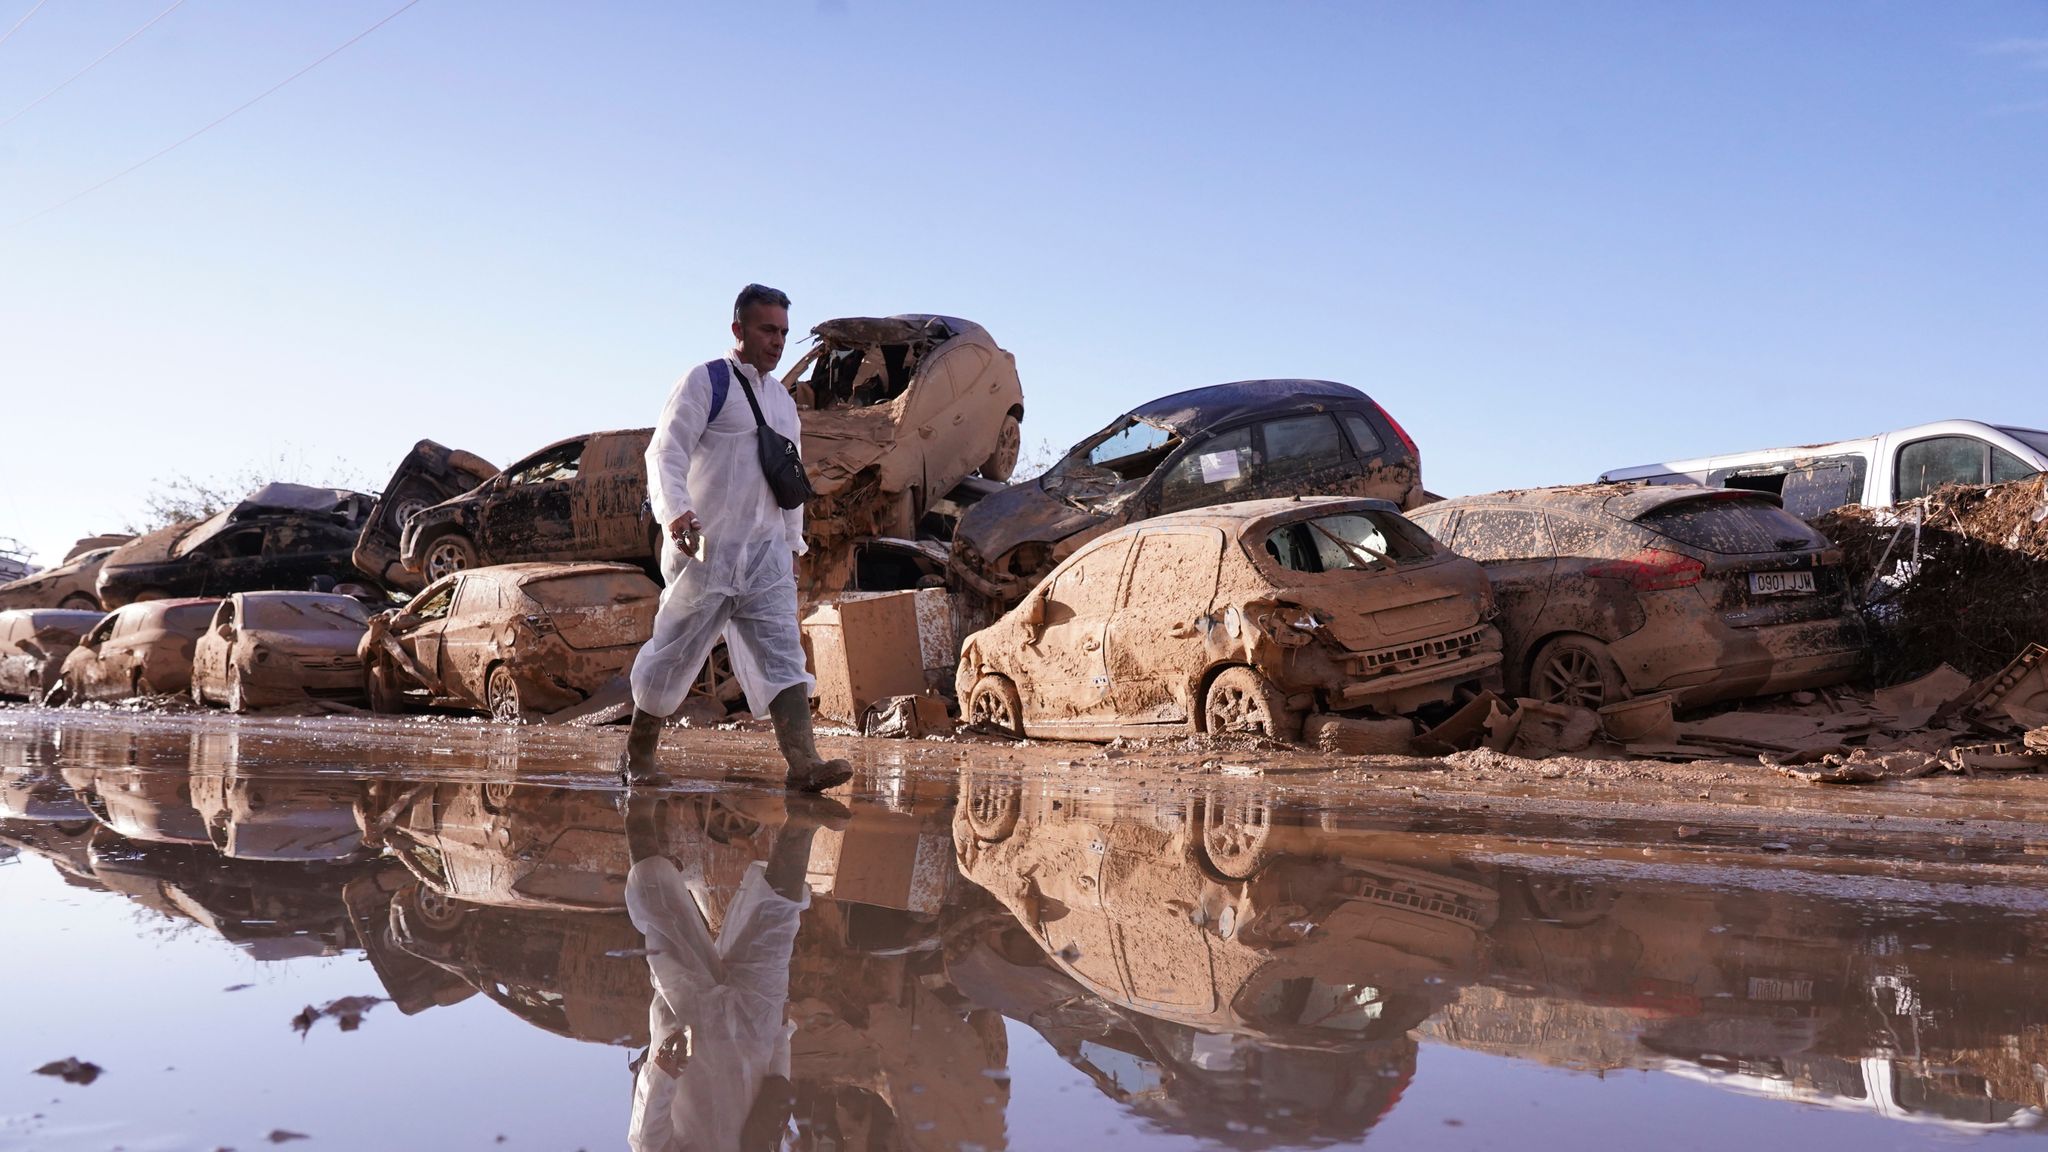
(625, 789, 841, 1152)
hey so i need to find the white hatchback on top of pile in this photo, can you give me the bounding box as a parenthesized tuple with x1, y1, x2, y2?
(1602, 419, 2047, 518)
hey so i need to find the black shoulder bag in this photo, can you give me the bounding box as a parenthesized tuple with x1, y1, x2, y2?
(722, 359, 815, 510)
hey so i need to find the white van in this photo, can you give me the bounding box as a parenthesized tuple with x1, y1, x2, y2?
(1601, 420, 2048, 518)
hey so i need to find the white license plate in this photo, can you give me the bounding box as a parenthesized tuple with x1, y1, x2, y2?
(1749, 570, 1816, 595)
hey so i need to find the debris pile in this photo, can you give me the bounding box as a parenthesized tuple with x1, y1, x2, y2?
(1815, 475, 2048, 681)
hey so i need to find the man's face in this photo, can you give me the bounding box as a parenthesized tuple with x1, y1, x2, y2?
(732, 303, 789, 372)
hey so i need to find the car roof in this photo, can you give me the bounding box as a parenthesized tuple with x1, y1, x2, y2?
(1102, 496, 1405, 537)
(808, 314, 991, 345)
(3, 609, 105, 627)
(448, 562, 648, 585)
(1423, 482, 1782, 520)
(116, 597, 219, 618)
(1129, 379, 1374, 433)
(231, 590, 366, 608)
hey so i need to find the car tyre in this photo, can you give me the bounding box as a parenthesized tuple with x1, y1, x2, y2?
(486, 664, 527, 724)
(962, 774, 1021, 842)
(1198, 792, 1274, 881)
(421, 532, 478, 582)
(1202, 666, 1300, 742)
(1528, 634, 1626, 711)
(58, 593, 99, 611)
(980, 412, 1023, 482)
(967, 674, 1024, 738)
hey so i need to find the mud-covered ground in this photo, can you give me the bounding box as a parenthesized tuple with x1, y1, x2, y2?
(6, 705, 2048, 1150)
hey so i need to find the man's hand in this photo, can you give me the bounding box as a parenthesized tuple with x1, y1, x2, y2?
(667, 511, 702, 554)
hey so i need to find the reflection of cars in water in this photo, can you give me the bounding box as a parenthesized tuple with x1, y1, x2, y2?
(96, 484, 373, 608)
(399, 430, 660, 583)
(1408, 484, 1867, 709)
(360, 563, 657, 721)
(0, 608, 105, 702)
(0, 542, 123, 611)
(956, 497, 1500, 741)
(185, 762, 369, 863)
(950, 379, 1425, 607)
(51, 599, 218, 703)
(84, 831, 370, 961)
(352, 439, 501, 592)
(189, 591, 370, 712)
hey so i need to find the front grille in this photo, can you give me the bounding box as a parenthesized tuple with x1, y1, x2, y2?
(1351, 627, 1488, 677)
(1343, 876, 1487, 927)
(299, 656, 363, 672)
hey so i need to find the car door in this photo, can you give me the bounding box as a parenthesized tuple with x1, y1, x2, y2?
(1155, 426, 1256, 514)
(1249, 412, 1352, 496)
(1109, 527, 1225, 724)
(436, 575, 501, 704)
(482, 443, 582, 560)
(198, 527, 268, 596)
(1022, 536, 1137, 731)
(193, 601, 235, 697)
(66, 615, 116, 698)
(391, 579, 458, 694)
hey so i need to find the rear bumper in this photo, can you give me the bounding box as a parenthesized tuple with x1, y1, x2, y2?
(1635, 614, 1867, 707)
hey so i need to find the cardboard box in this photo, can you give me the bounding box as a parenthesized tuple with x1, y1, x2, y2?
(802, 592, 928, 725)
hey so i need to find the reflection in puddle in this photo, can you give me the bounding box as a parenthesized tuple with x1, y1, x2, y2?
(3, 712, 2047, 1149)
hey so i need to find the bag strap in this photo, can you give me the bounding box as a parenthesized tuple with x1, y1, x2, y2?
(704, 359, 730, 422)
(729, 359, 772, 429)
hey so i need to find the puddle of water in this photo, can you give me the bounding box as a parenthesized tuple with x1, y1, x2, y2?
(4, 710, 2046, 1150)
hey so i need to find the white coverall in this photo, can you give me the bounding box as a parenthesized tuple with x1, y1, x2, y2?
(632, 359, 813, 719)
(626, 857, 806, 1152)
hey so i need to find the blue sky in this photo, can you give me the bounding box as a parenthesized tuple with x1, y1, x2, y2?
(2, 2, 2044, 565)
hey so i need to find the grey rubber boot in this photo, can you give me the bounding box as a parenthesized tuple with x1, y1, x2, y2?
(621, 707, 669, 786)
(768, 685, 853, 793)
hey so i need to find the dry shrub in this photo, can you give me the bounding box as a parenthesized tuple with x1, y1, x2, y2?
(1813, 475, 2048, 684)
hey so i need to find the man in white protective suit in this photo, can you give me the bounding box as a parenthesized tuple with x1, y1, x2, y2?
(623, 788, 842, 1152)
(623, 283, 853, 792)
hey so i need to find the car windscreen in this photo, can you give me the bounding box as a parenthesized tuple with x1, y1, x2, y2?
(243, 597, 369, 630)
(1041, 417, 1183, 508)
(1997, 427, 2048, 463)
(167, 512, 233, 559)
(520, 572, 651, 610)
(1633, 496, 1829, 555)
(163, 604, 221, 633)
(1262, 510, 1436, 574)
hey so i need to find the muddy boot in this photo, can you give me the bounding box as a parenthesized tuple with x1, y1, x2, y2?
(620, 707, 670, 787)
(768, 684, 852, 793)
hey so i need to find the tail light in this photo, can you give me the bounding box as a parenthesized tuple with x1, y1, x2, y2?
(1587, 548, 1705, 591)
(1373, 401, 1419, 464)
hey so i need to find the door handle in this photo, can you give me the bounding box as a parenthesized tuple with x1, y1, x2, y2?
(1168, 622, 1197, 639)
(1082, 637, 1100, 652)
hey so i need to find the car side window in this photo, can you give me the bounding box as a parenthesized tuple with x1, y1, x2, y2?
(1993, 447, 2037, 484)
(508, 443, 584, 486)
(410, 583, 456, 622)
(1544, 513, 1609, 556)
(1044, 539, 1133, 625)
(1777, 456, 1868, 518)
(1158, 427, 1254, 513)
(1256, 415, 1347, 484)
(1895, 437, 1987, 502)
(1341, 413, 1384, 458)
(1453, 509, 1550, 562)
(1405, 507, 1456, 546)
(216, 528, 264, 558)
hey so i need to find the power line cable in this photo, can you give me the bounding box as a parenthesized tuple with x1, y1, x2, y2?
(0, 0, 185, 131)
(10, 0, 422, 230)
(0, 0, 52, 53)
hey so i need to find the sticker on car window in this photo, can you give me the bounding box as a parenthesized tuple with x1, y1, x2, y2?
(1199, 450, 1242, 483)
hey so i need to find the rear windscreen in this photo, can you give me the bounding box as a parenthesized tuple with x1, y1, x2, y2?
(244, 597, 368, 630)
(1634, 498, 1829, 555)
(164, 604, 221, 633)
(1263, 510, 1436, 573)
(521, 574, 651, 610)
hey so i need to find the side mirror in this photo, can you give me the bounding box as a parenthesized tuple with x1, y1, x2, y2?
(1021, 594, 1047, 626)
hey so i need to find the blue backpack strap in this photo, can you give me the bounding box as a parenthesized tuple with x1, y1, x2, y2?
(705, 359, 730, 422)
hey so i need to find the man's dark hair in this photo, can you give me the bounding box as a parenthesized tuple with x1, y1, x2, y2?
(734, 283, 791, 323)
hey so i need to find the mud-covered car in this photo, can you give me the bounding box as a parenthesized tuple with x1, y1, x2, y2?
(950, 379, 1424, 608)
(97, 484, 374, 609)
(361, 562, 657, 720)
(1406, 484, 1867, 709)
(781, 315, 1024, 582)
(0, 539, 128, 611)
(397, 430, 658, 583)
(51, 598, 219, 703)
(189, 591, 371, 713)
(956, 496, 1500, 742)
(352, 439, 501, 592)
(0, 609, 105, 702)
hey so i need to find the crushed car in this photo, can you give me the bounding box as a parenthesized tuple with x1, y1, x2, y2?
(950, 379, 1424, 609)
(49, 598, 219, 704)
(0, 609, 106, 703)
(360, 562, 657, 721)
(397, 430, 656, 583)
(352, 439, 500, 592)
(189, 591, 371, 713)
(955, 496, 1501, 742)
(0, 536, 131, 611)
(1406, 483, 1867, 710)
(780, 315, 1024, 591)
(96, 484, 374, 609)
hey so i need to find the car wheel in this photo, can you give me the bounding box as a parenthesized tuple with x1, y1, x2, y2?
(1202, 667, 1299, 742)
(979, 412, 1023, 482)
(422, 532, 478, 582)
(391, 497, 430, 532)
(58, 593, 98, 611)
(967, 675, 1024, 738)
(962, 774, 1021, 842)
(1199, 792, 1274, 881)
(481, 780, 517, 813)
(486, 665, 526, 724)
(1528, 635, 1626, 711)
(399, 882, 468, 940)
